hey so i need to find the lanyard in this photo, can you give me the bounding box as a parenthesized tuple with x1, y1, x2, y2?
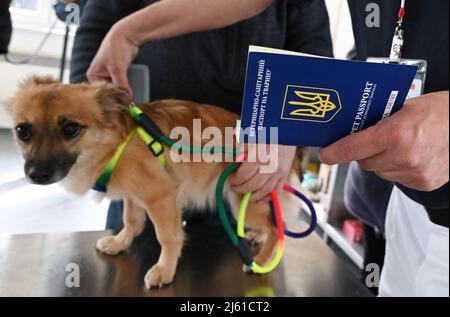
(390, 0, 407, 60)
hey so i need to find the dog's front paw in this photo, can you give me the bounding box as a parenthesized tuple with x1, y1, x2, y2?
(144, 264, 174, 289)
(245, 230, 267, 256)
(245, 229, 267, 244)
(96, 236, 128, 255)
(242, 264, 252, 273)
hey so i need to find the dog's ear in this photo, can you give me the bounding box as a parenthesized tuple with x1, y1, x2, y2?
(93, 82, 131, 110)
(93, 82, 131, 125)
(21, 76, 59, 88)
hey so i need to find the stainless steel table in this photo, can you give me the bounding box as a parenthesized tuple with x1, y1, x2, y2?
(0, 225, 372, 297)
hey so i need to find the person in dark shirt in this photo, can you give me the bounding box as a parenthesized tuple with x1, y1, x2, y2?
(70, 0, 333, 230)
(320, 0, 448, 296)
(327, 0, 449, 214)
(328, 0, 449, 296)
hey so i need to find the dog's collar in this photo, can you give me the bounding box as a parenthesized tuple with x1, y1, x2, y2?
(93, 107, 167, 193)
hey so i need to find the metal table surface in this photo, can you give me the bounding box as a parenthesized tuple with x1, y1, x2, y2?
(0, 225, 372, 297)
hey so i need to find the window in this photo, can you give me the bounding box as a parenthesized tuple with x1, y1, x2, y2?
(9, 0, 64, 33)
(10, 0, 39, 13)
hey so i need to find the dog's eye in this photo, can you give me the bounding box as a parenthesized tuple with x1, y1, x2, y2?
(61, 122, 81, 140)
(15, 124, 32, 142)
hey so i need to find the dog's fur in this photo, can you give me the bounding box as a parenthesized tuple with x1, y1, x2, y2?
(8, 77, 302, 289)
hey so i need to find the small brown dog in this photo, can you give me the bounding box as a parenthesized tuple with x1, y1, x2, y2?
(7, 77, 302, 289)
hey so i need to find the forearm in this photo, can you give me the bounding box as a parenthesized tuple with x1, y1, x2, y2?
(114, 0, 273, 45)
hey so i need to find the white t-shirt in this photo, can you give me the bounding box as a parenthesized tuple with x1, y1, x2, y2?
(379, 187, 449, 297)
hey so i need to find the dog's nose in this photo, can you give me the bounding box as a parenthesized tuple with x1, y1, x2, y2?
(28, 166, 54, 184)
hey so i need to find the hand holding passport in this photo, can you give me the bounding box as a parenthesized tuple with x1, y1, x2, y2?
(239, 46, 417, 147)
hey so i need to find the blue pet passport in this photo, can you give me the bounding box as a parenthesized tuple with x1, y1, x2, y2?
(239, 46, 417, 147)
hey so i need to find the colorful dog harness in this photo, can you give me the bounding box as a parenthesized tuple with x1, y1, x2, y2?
(94, 103, 317, 274)
(93, 109, 166, 193)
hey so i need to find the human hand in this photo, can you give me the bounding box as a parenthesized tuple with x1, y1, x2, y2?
(230, 145, 297, 202)
(86, 21, 139, 96)
(319, 91, 449, 192)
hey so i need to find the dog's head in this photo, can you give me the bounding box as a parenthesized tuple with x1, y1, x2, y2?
(7, 76, 131, 185)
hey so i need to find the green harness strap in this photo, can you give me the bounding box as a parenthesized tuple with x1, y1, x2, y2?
(93, 127, 166, 193)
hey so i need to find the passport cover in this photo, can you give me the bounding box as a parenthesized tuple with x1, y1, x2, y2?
(239, 46, 417, 147)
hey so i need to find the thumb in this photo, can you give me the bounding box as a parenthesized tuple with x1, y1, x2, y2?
(87, 67, 111, 84)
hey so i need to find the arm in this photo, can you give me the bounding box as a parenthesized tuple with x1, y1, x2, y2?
(122, 0, 273, 44)
(319, 91, 450, 208)
(86, 0, 273, 94)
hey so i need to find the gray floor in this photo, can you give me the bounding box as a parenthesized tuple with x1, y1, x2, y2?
(0, 129, 108, 234)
